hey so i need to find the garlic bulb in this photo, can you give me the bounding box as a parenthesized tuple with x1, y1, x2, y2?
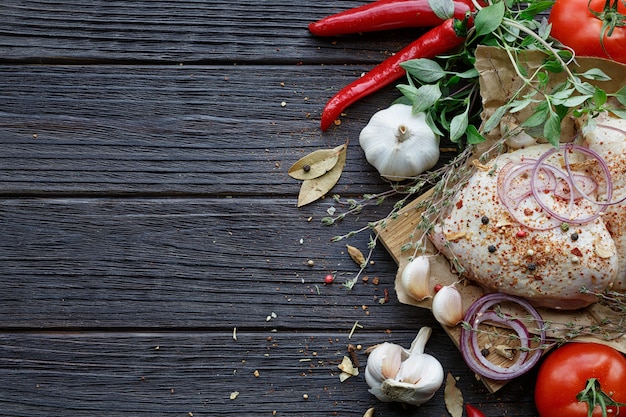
(400, 255, 432, 300)
(431, 284, 463, 327)
(359, 104, 440, 181)
(365, 327, 444, 406)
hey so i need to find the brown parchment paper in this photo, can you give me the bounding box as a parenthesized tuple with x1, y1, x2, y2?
(379, 46, 626, 392)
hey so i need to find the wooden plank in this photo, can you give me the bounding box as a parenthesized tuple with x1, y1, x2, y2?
(0, 196, 415, 329)
(0, 331, 538, 416)
(0, 0, 422, 63)
(0, 64, 409, 196)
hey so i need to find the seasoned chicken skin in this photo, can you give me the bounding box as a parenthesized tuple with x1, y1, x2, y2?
(583, 114, 626, 290)
(430, 144, 619, 310)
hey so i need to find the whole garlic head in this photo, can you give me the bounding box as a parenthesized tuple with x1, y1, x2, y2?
(359, 104, 440, 181)
(365, 327, 444, 406)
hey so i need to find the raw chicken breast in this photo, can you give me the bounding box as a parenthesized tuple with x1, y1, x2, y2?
(583, 114, 626, 290)
(430, 144, 619, 310)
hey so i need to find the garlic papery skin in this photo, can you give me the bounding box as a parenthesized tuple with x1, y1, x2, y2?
(431, 284, 463, 327)
(400, 255, 432, 301)
(359, 104, 440, 181)
(365, 327, 444, 406)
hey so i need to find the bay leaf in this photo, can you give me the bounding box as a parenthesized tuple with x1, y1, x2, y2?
(288, 143, 344, 180)
(444, 372, 464, 417)
(297, 142, 347, 207)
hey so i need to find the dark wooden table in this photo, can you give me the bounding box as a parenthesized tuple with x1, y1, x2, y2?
(0, 1, 539, 415)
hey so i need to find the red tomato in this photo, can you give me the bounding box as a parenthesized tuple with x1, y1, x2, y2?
(549, 0, 626, 63)
(534, 342, 626, 417)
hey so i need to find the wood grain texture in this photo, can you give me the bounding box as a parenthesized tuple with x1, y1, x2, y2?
(0, 0, 542, 414)
(0, 0, 421, 64)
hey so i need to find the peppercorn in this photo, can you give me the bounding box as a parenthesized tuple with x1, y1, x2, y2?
(481, 348, 490, 357)
(527, 262, 537, 271)
(481, 216, 489, 225)
(303, 164, 311, 172)
(571, 232, 579, 241)
(488, 245, 497, 253)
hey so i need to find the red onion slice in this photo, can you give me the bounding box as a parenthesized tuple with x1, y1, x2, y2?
(459, 293, 545, 381)
(531, 144, 612, 224)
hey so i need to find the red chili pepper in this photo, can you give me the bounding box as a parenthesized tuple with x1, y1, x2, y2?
(309, 0, 472, 36)
(319, 18, 468, 131)
(466, 403, 487, 417)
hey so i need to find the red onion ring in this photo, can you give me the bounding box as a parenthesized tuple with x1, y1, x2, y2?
(497, 144, 617, 229)
(497, 160, 561, 230)
(459, 293, 545, 381)
(531, 144, 612, 224)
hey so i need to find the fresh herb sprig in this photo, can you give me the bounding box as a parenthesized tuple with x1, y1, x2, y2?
(401, 0, 626, 148)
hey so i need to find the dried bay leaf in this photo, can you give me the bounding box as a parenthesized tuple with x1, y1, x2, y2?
(297, 142, 347, 207)
(288, 143, 344, 180)
(347, 244, 366, 267)
(444, 372, 464, 417)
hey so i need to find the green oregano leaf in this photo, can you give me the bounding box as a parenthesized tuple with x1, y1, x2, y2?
(466, 124, 486, 144)
(410, 83, 442, 113)
(593, 87, 607, 108)
(401, 59, 446, 83)
(483, 103, 508, 133)
(579, 68, 611, 81)
(613, 85, 626, 107)
(522, 102, 549, 128)
(543, 109, 562, 148)
(449, 106, 469, 143)
(428, 0, 455, 20)
(474, 1, 506, 36)
(558, 95, 592, 107)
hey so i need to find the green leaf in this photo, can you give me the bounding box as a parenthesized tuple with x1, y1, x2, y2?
(410, 84, 442, 114)
(543, 110, 562, 148)
(558, 95, 592, 107)
(401, 59, 446, 83)
(574, 81, 596, 96)
(519, 0, 553, 19)
(542, 57, 565, 73)
(474, 1, 506, 36)
(612, 85, 626, 107)
(483, 103, 508, 133)
(608, 107, 626, 118)
(449, 107, 469, 143)
(455, 68, 479, 79)
(521, 102, 549, 128)
(593, 87, 607, 108)
(509, 98, 534, 113)
(466, 124, 486, 144)
(428, 0, 455, 20)
(579, 68, 611, 81)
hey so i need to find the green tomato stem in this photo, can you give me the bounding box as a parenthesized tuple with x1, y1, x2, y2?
(576, 377, 626, 417)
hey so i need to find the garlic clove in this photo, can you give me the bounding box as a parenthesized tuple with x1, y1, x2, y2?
(431, 285, 464, 327)
(400, 255, 432, 301)
(364, 342, 403, 392)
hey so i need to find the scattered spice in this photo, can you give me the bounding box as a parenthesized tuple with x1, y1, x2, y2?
(347, 344, 360, 367)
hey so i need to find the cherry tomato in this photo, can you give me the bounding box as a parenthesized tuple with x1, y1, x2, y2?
(549, 0, 626, 63)
(465, 403, 486, 417)
(534, 342, 626, 417)
(324, 274, 334, 284)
